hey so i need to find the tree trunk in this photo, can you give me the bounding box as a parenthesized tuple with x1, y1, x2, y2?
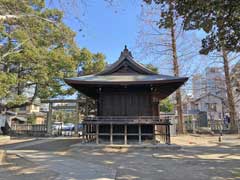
(222, 48, 237, 132)
(169, 5, 185, 134)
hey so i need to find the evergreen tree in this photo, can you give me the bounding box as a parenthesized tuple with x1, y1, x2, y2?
(0, 0, 106, 110)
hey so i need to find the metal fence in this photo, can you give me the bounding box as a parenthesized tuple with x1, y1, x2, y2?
(184, 119, 240, 133)
(10, 124, 47, 136)
(166, 113, 240, 134)
(10, 123, 80, 137)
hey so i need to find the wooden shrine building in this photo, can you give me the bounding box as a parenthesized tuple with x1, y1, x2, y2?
(65, 46, 188, 144)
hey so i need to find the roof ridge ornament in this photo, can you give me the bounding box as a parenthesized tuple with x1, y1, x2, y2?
(119, 45, 133, 59)
(94, 46, 161, 75)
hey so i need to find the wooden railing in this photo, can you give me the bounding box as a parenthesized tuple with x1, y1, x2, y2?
(82, 116, 172, 144)
(83, 116, 171, 124)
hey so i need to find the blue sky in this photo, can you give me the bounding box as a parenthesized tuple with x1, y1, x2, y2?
(47, 0, 143, 64)
(46, 0, 220, 96)
(46, 0, 213, 80)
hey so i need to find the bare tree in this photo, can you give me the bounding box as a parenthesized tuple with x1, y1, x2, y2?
(207, 50, 239, 132)
(137, 3, 203, 133)
(220, 49, 237, 131)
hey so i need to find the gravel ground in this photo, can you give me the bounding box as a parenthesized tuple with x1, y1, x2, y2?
(0, 135, 239, 180)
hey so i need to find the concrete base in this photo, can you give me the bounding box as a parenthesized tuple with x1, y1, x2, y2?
(0, 150, 6, 164)
(71, 143, 181, 150)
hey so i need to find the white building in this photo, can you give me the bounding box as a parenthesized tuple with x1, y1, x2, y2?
(191, 67, 227, 121)
(193, 93, 225, 120)
(192, 67, 226, 99)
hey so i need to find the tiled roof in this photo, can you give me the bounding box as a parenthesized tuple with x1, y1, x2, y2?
(65, 74, 187, 84)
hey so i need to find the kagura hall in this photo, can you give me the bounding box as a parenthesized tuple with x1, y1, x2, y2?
(65, 46, 188, 145)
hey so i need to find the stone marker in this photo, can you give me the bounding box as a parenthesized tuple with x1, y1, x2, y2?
(0, 150, 6, 164)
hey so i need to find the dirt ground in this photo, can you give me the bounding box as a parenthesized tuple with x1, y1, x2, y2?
(0, 137, 37, 146)
(0, 134, 240, 180)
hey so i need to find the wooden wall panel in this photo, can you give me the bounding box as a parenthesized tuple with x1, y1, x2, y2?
(99, 92, 152, 116)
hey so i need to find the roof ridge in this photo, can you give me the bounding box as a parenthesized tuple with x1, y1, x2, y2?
(97, 46, 157, 75)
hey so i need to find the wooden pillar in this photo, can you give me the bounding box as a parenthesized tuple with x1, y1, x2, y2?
(110, 124, 113, 144)
(88, 124, 90, 141)
(86, 124, 89, 141)
(165, 124, 171, 144)
(82, 124, 85, 143)
(88, 124, 90, 140)
(85, 98, 89, 116)
(138, 124, 141, 144)
(75, 101, 80, 135)
(90, 124, 92, 140)
(47, 102, 53, 135)
(167, 124, 171, 145)
(90, 124, 93, 140)
(84, 124, 87, 142)
(124, 124, 127, 145)
(96, 124, 99, 144)
(89, 124, 91, 141)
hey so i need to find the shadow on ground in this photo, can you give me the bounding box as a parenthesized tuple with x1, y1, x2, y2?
(0, 136, 240, 180)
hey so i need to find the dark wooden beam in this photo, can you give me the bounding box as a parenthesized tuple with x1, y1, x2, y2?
(41, 99, 86, 104)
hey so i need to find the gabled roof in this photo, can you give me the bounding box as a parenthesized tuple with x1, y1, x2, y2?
(97, 46, 157, 75)
(11, 116, 27, 122)
(64, 46, 188, 98)
(65, 46, 188, 84)
(194, 93, 225, 103)
(65, 74, 187, 85)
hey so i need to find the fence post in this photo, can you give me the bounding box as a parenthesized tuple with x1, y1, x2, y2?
(47, 102, 53, 135)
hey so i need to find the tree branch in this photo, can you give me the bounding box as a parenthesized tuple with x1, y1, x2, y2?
(0, 14, 58, 25)
(0, 39, 30, 61)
